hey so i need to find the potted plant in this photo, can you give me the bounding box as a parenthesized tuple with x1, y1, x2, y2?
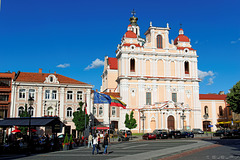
(62, 133, 69, 150)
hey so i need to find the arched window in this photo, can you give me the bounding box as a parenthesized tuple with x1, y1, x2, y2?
(28, 106, 34, 116)
(204, 106, 209, 116)
(112, 107, 116, 116)
(67, 107, 72, 117)
(99, 107, 103, 116)
(157, 35, 163, 49)
(47, 107, 53, 116)
(219, 106, 223, 116)
(130, 58, 135, 72)
(18, 106, 24, 116)
(184, 61, 189, 74)
(93, 107, 96, 115)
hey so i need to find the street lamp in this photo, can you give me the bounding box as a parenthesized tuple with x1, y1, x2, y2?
(203, 114, 209, 135)
(180, 110, 186, 131)
(140, 109, 146, 134)
(28, 96, 34, 148)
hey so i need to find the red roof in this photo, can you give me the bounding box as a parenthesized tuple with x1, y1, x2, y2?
(174, 34, 190, 44)
(122, 43, 142, 47)
(199, 94, 227, 100)
(177, 47, 195, 51)
(101, 92, 120, 98)
(123, 31, 137, 38)
(15, 72, 90, 85)
(108, 57, 118, 70)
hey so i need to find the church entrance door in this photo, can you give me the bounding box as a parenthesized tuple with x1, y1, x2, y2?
(167, 116, 175, 130)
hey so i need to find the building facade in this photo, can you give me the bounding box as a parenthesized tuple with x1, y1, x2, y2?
(100, 15, 202, 133)
(10, 69, 93, 136)
(0, 72, 15, 119)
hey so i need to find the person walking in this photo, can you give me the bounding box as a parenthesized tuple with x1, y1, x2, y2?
(88, 132, 93, 148)
(92, 134, 99, 155)
(103, 133, 109, 155)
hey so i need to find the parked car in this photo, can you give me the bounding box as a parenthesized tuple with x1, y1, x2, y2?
(168, 131, 181, 138)
(180, 131, 194, 138)
(213, 130, 226, 137)
(192, 128, 204, 134)
(142, 133, 156, 140)
(153, 129, 168, 139)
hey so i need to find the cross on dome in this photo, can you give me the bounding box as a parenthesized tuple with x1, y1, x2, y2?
(131, 9, 136, 17)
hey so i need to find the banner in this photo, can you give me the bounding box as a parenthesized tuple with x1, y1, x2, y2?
(93, 91, 111, 104)
(110, 96, 127, 109)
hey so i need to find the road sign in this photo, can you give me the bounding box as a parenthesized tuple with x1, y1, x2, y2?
(208, 125, 213, 127)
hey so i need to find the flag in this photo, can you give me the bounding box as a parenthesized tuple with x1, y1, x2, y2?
(110, 96, 127, 109)
(94, 91, 111, 104)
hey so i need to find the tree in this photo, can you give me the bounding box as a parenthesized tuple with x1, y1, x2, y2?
(227, 81, 240, 114)
(72, 102, 89, 138)
(124, 110, 137, 139)
(19, 104, 30, 135)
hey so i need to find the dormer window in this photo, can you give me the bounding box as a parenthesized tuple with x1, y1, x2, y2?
(50, 77, 53, 82)
(44, 75, 59, 84)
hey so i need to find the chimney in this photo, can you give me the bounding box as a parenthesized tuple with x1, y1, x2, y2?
(39, 68, 42, 73)
(54, 71, 56, 74)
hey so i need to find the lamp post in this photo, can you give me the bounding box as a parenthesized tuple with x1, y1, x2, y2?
(140, 109, 146, 134)
(203, 114, 209, 136)
(28, 96, 34, 151)
(180, 110, 186, 131)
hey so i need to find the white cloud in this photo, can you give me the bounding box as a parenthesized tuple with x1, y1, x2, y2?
(231, 38, 240, 44)
(194, 40, 199, 44)
(56, 63, 70, 68)
(198, 69, 215, 85)
(84, 58, 104, 70)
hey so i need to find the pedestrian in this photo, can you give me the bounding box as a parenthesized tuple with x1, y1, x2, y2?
(103, 133, 109, 155)
(92, 134, 99, 155)
(97, 134, 101, 150)
(88, 132, 93, 148)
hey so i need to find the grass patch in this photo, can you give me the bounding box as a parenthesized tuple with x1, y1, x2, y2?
(132, 133, 144, 136)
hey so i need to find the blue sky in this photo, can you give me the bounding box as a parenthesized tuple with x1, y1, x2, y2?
(0, 0, 239, 94)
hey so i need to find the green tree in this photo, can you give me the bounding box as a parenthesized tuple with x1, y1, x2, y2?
(19, 104, 30, 135)
(227, 81, 240, 114)
(72, 102, 89, 138)
(124, 110, 137, 139)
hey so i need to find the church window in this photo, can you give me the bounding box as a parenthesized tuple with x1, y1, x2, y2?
(184, 61, 189, 74)
(204, 106, 209, 116)
(130, 58, 135, 72)
(99, 107, 103, 116)
(157, 35, 163, 49)
(172, 93, 177, 102)
(146, 92, 151, 105)
(219, 106, 223, 116)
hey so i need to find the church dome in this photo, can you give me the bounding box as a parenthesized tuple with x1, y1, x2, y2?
(174, 28, 190, 45)
(123, 31, 137, 38)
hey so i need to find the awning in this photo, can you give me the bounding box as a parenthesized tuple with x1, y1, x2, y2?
(0, 117, 64, 127)
(92, 124, 109, 130)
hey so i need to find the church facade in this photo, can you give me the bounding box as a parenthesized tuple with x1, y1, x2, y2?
(100, 15, 228, 133)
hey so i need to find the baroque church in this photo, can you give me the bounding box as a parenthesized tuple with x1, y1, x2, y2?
(99, 13, 228, 133)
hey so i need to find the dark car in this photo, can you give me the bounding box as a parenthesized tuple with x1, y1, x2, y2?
(192, 128, 204, 134)
(180, 131, 194, 138)
(142, 133, 156, 140)
(168, 131, 181, 138)
(213, 130, 226, 137)
(153, 129, 168, 139)
(119, 130, 132, 136)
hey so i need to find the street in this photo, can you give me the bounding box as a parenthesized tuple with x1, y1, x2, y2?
(1, 137, 240, 160)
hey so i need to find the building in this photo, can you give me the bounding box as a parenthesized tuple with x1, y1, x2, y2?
(10, 69, 93, 136)
(0, 72, 15, 119)
(100, 14, 202, 133)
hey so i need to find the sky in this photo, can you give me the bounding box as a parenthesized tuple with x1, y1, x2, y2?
(0, 0, 239, 94)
